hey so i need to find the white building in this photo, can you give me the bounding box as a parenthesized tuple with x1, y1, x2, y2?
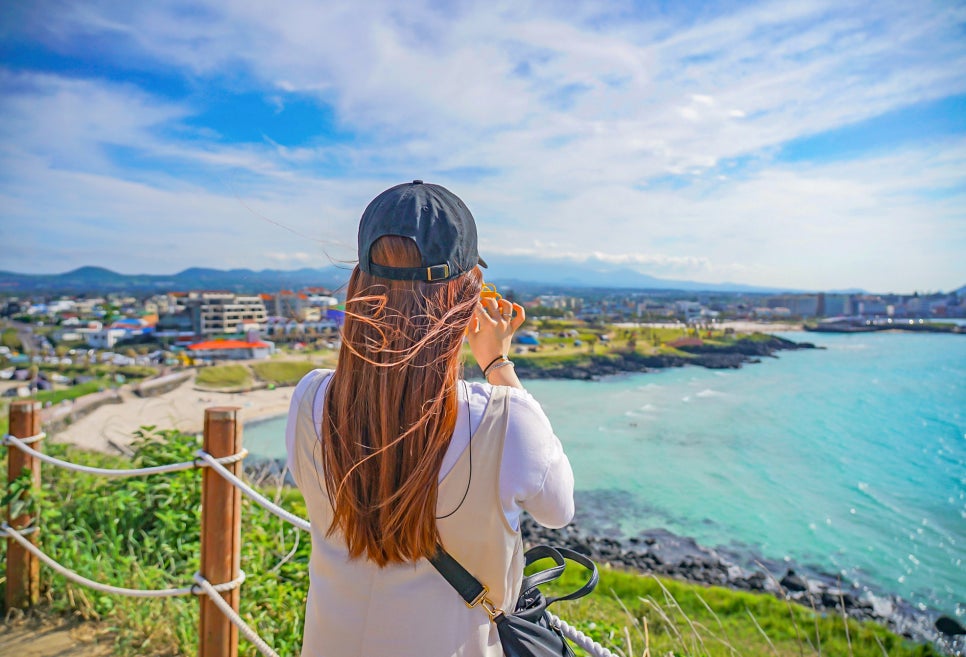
(81, 328, 129, 349)
(182, 292, 268, 335)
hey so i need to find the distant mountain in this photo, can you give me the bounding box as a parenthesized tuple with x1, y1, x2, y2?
(481, 256, 805, 294)
(0, 262, 909, 296)
(0, 266, 352, 294)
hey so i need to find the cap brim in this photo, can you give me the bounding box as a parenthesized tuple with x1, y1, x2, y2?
(478, 256, 488, 269)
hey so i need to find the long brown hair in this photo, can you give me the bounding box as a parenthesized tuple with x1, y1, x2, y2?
(320, 235, 483, 566)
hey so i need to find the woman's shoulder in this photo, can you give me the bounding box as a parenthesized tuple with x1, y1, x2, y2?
(462, 380, 553, 430)
(292, 368, 335, 407)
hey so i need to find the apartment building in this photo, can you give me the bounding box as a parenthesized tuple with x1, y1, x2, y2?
(182, 292, 267, 335)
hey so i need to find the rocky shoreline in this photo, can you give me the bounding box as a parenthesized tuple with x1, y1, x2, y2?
(510, 334, 821, 380)
(521, 511, 965, 655)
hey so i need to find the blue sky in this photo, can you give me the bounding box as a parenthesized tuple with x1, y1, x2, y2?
(1, 0, 964, 292)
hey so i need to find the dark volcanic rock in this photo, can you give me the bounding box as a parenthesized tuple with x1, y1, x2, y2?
(937, 616, 966, 636)
(520, 514, 959, 655)
(780, 570, 809, 592)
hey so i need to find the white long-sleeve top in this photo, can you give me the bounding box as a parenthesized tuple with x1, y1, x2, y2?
(284, 369, 575, 530)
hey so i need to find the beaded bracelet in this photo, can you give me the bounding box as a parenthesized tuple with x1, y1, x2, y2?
(484, 359, 515, 380)
(482, 354, 505, 374)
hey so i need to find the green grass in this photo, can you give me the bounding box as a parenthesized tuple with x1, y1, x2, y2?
(38, 364, 160, 380)
(0, 430, 940, 657)
(538, 563, 940, 657)
(32, 379, 112, 405)
(194, 364, 253, 389)
(250, 360, 317, 386)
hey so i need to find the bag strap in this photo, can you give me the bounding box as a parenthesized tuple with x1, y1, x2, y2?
(429, 543, 599, 614)
(428, 545, 495, 613)
(542, 547, 599, 606)
(519, 545, 567, 595)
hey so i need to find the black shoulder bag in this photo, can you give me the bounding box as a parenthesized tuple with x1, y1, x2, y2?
(429, 544, 599, 657)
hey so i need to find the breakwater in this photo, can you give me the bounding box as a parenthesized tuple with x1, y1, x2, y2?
(508, 335, 819, 380)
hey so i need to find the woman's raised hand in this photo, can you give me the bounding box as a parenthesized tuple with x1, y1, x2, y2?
(467, 296, 525, 380)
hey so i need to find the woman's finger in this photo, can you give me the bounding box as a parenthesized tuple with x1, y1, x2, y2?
(497, 298, 513, 320)
(476, 300, 496, 325)
(481, 296, 500, 317)
(510, 303, 525, 329)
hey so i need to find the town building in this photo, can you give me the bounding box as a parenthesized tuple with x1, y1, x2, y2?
(187, 338, 273, 361)
(766, 295, 819, 317)
(176, 292, 268, 335)
(817, 293, 852, 317)
(261, 289, 338, 321)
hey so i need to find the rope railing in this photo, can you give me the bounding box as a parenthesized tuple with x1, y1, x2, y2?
(6, 431, 46, 445)
(194, 573, 282, 657)
(2, 433, 248, 477)
(0, 524, 37, 537)
(2, 522, 245, 598)
(549, 612, 620, 657)
(3, 402, 615, 657)
(195, 450, 312, 532)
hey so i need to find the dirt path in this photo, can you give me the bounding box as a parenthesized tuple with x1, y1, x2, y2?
(0, 618, 114, 657)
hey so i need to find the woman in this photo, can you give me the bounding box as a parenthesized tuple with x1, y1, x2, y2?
(285, 181, 574, 657)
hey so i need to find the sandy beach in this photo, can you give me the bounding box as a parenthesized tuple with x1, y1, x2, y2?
(55, 377, 294, 453)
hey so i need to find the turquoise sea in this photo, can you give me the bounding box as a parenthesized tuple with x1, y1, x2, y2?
(245, 332, 965, 617)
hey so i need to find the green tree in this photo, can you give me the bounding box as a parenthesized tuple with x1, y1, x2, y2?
(1, 329, 22, 351)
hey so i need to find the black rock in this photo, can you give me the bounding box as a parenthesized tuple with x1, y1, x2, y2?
(780, 570, 809, 592)
(936, 615, 966, 636)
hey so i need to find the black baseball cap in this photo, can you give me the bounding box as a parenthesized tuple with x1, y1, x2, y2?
(358, 180, 487, 282)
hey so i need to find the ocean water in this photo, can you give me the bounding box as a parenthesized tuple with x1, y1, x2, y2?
(244, 332, 965, 616)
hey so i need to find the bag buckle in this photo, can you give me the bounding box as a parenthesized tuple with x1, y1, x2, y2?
(466, 586, 504, 620)
(480, 597, 504, 621)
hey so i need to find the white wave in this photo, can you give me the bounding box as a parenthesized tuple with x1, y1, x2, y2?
(696, 388, 722, 398)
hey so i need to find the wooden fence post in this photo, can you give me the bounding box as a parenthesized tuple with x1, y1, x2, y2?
(199, 407, 243, 657)
(6, 400, 42, 609)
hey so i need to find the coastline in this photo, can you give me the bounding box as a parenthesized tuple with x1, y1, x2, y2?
(511, 333, 820, 380)
(51, 332, 819, 451)
(40, 334, 964, 655)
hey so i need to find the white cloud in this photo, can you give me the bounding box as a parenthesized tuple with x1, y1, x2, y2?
(266, 251, 312, 263)
(1, 0, 964, 292)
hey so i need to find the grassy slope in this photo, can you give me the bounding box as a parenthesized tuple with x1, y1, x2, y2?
(32, 379, 113, 405)
(0, 433, 940, 657)
(194, 364, 253, 389)
(250, 360, 317, 386)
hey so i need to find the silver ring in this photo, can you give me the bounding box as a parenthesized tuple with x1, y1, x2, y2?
(501, 313, 512, 319)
